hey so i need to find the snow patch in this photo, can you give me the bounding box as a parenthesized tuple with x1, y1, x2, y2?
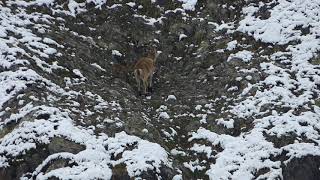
(227, 50, 254, 62)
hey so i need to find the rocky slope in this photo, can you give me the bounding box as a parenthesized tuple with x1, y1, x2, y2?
(0, 0, 320, 179)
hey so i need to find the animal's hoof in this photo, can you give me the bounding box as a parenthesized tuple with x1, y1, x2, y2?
(148, 87, 153, 93)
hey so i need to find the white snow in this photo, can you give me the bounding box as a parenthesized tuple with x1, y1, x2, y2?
(0, 2, 172, 179)
(226, 40, 237, 51)
(172, 174, 183, 180)
(1, 105, 170, 178)
(106, 132, 170, 177)
(189, 128, 282, 179)
(43, 47, 57, 54)
(166, 95, 177, 101)
(216, 118, 234, 129)
(159, 112, 170, 119)
(1, 0, 320, 179)
(238, 0, 320, 45)
(209, 21, 235, 32)
(183, 159, 206, 172)
(190, 143, 212, 158)
(156, 105, 168, 112)
(179, 34, 188, 41)
(171, 148, 187, 156)
(133, 14, 164, 26)
(195, 105, 202, 110)
(177, 0, 198, 11)
(227, 50, 254, 62)
(126, 2, 136, 7)
(199, 0, 320, 179)
(112, 50, 122, 56)
(245, 75, 252, 81)
(91, 63, 106, 71)
(72, 69, 86, 80)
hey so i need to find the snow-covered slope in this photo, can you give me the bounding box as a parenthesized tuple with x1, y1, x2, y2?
(0, 1, 171, 179)
(0, 0, 320, 179)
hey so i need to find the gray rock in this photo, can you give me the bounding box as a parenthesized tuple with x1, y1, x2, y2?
(48, 137, 85, 154)
(283, 155, 320, 180)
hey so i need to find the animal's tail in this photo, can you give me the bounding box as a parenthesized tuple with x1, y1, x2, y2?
(134, 69, 143, 79)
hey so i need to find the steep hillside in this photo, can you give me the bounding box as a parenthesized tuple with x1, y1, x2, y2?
(0, 0, 320, 179)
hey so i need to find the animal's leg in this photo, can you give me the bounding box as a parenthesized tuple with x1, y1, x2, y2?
(148, 73, 153, 93)
(134, 70, 141, 95)
(143, 80, 148, 95)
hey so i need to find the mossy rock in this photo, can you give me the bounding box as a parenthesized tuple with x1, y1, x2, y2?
(310, 57, 320, 65)
(315, 99, 320, 107)
(112, 164, 130, 180)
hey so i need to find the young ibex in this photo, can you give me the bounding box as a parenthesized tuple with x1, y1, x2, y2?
(134, 48, 159, 95)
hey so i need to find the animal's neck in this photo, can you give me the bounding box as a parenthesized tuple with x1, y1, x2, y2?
(147, 54, 156, 60)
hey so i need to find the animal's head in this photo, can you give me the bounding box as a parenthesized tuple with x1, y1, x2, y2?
(147, 47, 160, 62)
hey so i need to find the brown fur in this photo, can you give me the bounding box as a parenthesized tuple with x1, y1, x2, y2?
(134, 48, 158, 95)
